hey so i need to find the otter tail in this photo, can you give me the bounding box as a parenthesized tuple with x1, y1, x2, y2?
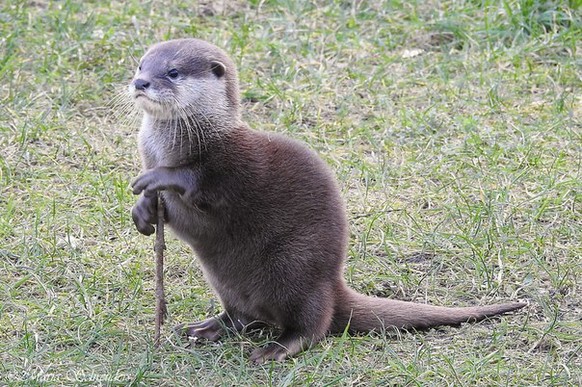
(331, 287, 526, 333)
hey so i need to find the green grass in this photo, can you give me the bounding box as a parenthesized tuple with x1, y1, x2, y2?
(1, 0, 580, 385)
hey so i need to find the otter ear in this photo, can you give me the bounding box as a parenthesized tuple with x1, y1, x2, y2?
(210, 61, 226, 78)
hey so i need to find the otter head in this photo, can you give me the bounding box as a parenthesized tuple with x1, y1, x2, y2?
(129, 39, 241, 125)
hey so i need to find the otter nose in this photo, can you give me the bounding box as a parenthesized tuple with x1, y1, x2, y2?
(134, 79, 150, 90)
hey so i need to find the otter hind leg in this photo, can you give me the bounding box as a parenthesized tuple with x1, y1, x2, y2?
(249, 299, 333, 364)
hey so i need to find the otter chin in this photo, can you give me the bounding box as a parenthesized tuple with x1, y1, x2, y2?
(132, 94, 160, 116)
(129, 38, 526, 364)
(129, 84, 172, 119)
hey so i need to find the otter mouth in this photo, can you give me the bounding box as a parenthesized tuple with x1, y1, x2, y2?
(133, 93, 171, 117)
(133, 91, 149, 100)
(133, 92, 160, 107)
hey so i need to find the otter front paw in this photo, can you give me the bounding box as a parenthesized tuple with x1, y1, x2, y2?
(131, 193, 158, 236)
(131, 167, 199, 203)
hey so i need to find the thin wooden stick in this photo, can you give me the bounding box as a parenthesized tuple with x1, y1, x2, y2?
(154, 193, 167, 348)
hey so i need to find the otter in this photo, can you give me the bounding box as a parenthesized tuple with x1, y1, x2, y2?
(129, 38, 526, 364)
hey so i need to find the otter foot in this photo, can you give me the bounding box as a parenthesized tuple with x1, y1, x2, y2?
(175, 317, 226, 342)
(250, 343, 289, 364)
(175, 312, 252, 343)
(249, 330, 308, 364)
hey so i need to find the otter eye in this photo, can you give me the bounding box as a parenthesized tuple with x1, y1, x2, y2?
(168, 69, 179, 79)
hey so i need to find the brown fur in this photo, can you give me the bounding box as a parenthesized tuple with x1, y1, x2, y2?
(129, 38, 526, 363)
